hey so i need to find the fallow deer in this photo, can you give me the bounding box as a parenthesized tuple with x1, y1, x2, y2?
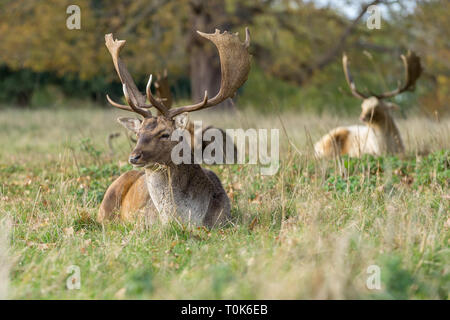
(100, 65, 238, 223)
(314, 51, 422, 158)
(98, 29, 251, 228)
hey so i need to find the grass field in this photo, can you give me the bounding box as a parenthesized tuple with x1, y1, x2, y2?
(0, 107, 449, 299)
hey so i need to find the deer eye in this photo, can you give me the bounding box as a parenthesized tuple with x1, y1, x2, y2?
(160, 133, 170, 140)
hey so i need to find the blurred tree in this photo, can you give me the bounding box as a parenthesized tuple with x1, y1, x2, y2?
(0, 0, 448, 115)
(0, 0, 380, 105)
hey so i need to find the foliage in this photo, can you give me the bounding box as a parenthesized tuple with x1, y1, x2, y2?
(0, 0, 447, 113)
(321, 151, 449, 193)
(0, 108, 448, 299)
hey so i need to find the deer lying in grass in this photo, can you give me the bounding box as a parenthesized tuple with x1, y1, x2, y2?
(98, 29, 251, 228)
(100, 68, 237, 222)
(314, 51, 422, 158)
(100, 58, 237, 223)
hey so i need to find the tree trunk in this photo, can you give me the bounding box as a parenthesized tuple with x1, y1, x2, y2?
(188, 0, 233, 110)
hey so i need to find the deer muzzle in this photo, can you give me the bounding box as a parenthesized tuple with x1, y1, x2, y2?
(129, 152, 143, 165)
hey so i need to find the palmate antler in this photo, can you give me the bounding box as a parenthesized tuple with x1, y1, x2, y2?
(165, 28, 251, 118)
(342, 50, 422, 100)
(374, 51, 422, 99)
(105, 28, 251, 119)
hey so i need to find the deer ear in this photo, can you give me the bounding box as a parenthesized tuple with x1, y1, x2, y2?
(117, 117, 141, 133)
(174, 112, 189, 130)
(385, 102, 400, 111)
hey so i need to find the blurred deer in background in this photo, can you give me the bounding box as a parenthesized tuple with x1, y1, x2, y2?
(314, 51, 422, 158)
(98, 28, 251, 227)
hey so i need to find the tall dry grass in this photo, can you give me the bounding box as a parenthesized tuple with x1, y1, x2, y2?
(0, 107, 448, 299)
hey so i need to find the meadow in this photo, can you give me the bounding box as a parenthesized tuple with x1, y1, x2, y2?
(0, 106, 448, 299)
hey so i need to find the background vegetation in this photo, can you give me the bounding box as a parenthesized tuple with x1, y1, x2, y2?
(0, 109, 448, 299)
(0, 0, 448, 115)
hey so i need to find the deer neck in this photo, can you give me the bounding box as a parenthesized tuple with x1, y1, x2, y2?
(367, 113, 404, 154)
(144, 163, 212, 226)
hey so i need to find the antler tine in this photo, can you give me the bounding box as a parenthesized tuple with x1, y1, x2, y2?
(104, 33, 152, 118)
(244, 27, 250, 48)
(105, 91, 152, 118)
(168, 27, 252, 118)
(375, 50, 422, 99)
(342, 53, 368, 100)
(144, 75, 170, 116)
(122, 84, 152, 118)
(170, 90, 209, 114)
(106, 94, 134, 112)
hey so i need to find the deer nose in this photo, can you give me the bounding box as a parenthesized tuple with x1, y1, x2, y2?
(129, 152, 142, 164)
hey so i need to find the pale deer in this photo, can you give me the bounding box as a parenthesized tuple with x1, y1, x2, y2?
(98, 29, 251, 228)
(314, 51, 422, 158)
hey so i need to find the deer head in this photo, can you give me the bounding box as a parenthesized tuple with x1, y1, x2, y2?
(342, 51, 422, 126)
(105, 29, 251, 167)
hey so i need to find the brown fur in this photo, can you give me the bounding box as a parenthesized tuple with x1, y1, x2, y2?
(319, 128, 351, 157)
(98, 170, 146, 222)
(119, 173, 152, 221)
